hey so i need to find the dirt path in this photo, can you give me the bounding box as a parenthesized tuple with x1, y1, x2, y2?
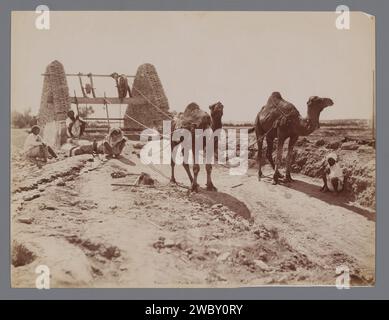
(141, 157, 375, 284)
(11, 147, 375, 287)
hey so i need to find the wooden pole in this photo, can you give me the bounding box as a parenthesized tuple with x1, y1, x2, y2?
(77, 74, 87, 98)
(73, 90, 80, 115)
(87, 73, 97, 98)
(104, 92, 110, 132)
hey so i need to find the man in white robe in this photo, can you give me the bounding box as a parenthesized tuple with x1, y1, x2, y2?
(23, 125, 57, 163)
(320, 152, 344, 194)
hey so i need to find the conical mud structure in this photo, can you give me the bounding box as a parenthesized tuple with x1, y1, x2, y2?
(37, 61, 169, 147)
(38, 60, 70, 147)
(124, 63, 170, 130)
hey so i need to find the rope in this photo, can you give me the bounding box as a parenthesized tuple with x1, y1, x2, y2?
(148, 163, 170, 180)
(123, 113, 171, 140)
(148, 163, 190, 190)
(271, 97, 289, 118)
(247, 125, 274, 149)
(121, 101, 249, 171)
(132, 86, 173, 120)
(122, 110, 226, 185)
(246, 96, 298, 150)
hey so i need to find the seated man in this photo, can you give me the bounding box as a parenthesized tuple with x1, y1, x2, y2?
(66, 110, 86, 139)
(23, 125, 57, 164)
(320, 153, 345, 194)
(100, 127, 127, 158)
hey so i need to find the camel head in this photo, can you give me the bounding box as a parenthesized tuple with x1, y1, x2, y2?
(209, 101, 224, 130)
(306, 96, 334, 130)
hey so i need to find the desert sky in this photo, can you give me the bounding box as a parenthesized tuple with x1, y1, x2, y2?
(11, 11, 375, 121)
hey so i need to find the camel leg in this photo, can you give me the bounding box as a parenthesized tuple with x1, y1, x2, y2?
(189, 136, 200, 192)
(183, 163, 194, 184)
(266, 133, 284, 179)
(170, 141, 177, 184)
(285, 136, 298, 182)
(266, 135, 275, 169)
(273, 133, 285, 185)
(256, 135, 264, 180)
(170, 159, 177, 184)
(191, 164, 200, 192)
(254, 123, 265, 181)
(182, 142, 194, 184)
(205, 164, 217, 191)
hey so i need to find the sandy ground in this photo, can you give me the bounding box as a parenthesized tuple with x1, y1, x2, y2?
(11, 135, 375, 288)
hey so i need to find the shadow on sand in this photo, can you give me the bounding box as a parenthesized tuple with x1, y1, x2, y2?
(274, 178, 375, 222)
(190, 189, 251, 220)
(116, 155, 136, 166)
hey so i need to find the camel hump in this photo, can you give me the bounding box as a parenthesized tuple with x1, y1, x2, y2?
(176, 102, 210, 129)
(276, 101, 300, 120)
(184, 102, 201, 114)
(258, 92, 300, 128)
(267, 91, 285, 106)
(270, 91, 283, 100)
(266, 92, 298, 115)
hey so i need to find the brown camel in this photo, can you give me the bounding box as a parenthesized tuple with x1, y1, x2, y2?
(170, 101, 224, 192)
(250, 92, 334, 184)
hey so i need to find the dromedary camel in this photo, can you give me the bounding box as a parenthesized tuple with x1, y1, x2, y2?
(170, 101, 224, 192)
(250, 92, 334, 184)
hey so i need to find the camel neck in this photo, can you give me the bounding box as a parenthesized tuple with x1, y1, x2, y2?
(298, 116, 317, 136)
(211, 118, 222, 131)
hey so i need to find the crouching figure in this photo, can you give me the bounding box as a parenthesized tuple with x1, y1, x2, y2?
(320, 152, 345, 194)
(66, 110, 86, 139)
(23, 125, 57, 166)
(68, 127, 127, 158)
(100, 127, 127, 158)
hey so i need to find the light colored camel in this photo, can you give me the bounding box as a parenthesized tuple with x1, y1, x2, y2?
(170, 102, 224, 192)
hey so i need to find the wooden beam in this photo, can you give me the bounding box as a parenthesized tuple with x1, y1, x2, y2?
(85, 127, 142, 131)
(69, 97, 144, 105)
(42, 73, 136, 78)
(85, 117, 125, 121)
(85, 127, 143, 131)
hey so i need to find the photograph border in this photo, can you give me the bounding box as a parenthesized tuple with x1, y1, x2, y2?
(1, 0, 387, 300)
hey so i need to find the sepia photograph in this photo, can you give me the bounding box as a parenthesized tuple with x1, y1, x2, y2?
(10, 10, 375, 288)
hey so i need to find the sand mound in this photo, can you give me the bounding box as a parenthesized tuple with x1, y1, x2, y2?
(289, 141, 375, 209)
(248, 134, 375, 210)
